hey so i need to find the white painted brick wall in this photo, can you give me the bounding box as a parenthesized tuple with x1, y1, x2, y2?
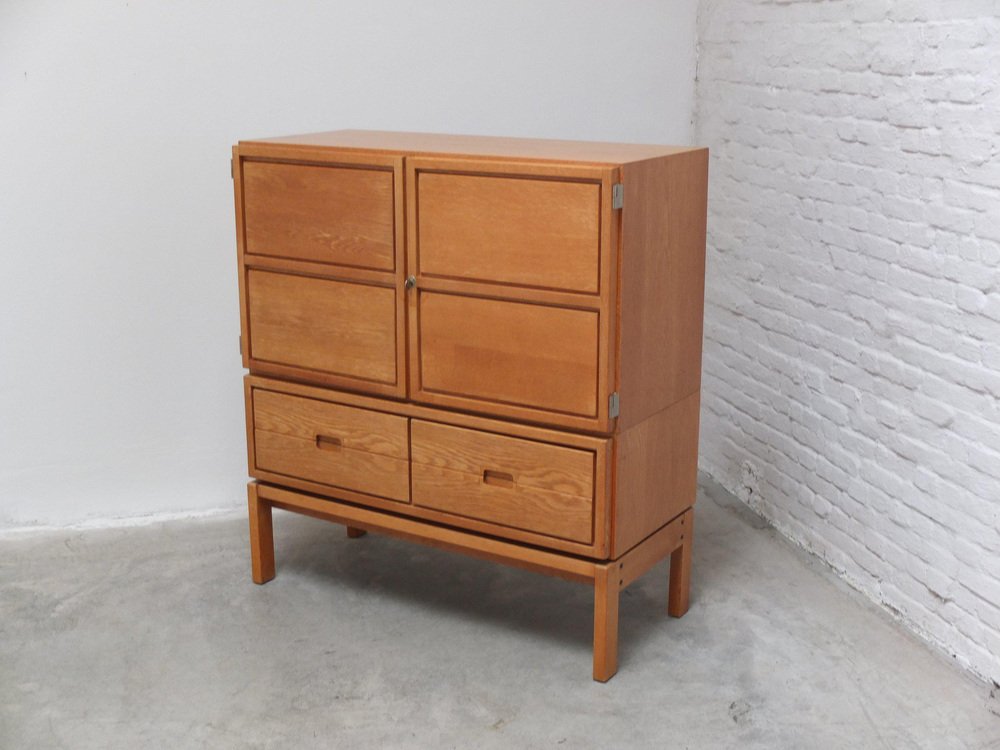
(694, 0, 1000, 684)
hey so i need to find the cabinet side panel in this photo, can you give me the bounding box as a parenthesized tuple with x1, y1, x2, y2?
(612, 391, 700, 557)
(617, 150, 708, 429)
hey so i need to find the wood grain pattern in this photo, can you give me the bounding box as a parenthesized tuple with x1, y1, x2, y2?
(593, 565, 620, 682)
(403, 157, 617, 432)
(252, 389, 409, 502)
(617, 509, 691, 590)
(244, 375, 612, 560)
(233, 145, 251, 370)
(253, 390, 408, 458)
(247, 483, 275, 584)
(390, 153, 408, 399)
(256, 431, 409, 501)
(416, 172, 601, 293)
(241, 130, 701, 165)
(617, 149, 709, 429)
(246, 269, 397, 386)
(245, 375, 612, 557)
(668, 510, 694, 618)
(612, 391, 701, 557)
(598, 168, 620, 435)
(245, 375, 608, 451)
(411, 421, 592, 496)
(254, 482, 598, 584)
(408, 275, 601, 311)
(591, 508, 692, 680)
(411, 420, 595, 544)
(415, 291, 599, 419)
(233, 131, 708, 682)
(242, 253, 394, 287)
(243, 160, 395, 270)
(243, 374, 257, 478)
(253, 464, 607, 557)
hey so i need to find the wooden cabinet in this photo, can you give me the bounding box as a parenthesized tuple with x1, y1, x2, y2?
(233, 130, 708, 681)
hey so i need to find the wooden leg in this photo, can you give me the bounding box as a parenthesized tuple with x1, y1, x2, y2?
(593, 565, 621, 682)
(248, 484, 275, 584)
(346, 526, 367, 538)
(668, 510, 693, 617)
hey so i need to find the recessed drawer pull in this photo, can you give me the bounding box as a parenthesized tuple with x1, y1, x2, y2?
(315, 434, 343, 451)
(482, 469, 515, 488)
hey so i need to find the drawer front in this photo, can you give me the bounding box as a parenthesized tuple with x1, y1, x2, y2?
(415, 172, 600, 293)
(252, 389, 409, 502)
(415, 291, 599, 418)
(246, 269, 398, 388)
(242, 160, 395, 271)
(410, 420, 595, 544)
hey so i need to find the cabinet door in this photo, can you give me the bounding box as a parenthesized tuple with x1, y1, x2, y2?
(416, 172, 601, 293)
(407, 158, 619, 432)
(415, 291, 599, 418)
(245, 269, 401, 395)
(241, 159, 395, 271)
(234, 148, 406, 397)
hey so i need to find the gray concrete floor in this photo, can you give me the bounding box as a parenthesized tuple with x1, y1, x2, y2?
(2, 480, 998, 749)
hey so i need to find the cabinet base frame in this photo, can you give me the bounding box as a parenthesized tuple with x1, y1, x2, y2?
(247, 481, 692, 682)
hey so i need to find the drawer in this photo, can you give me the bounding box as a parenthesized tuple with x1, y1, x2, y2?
(242, 160, 395, 271)
(414, 291, 599, 418)
(410, 420, 595, 544)
(251, 389, 409, 502)
(246, 269, 398, 388)
(415, 172, 600, 293)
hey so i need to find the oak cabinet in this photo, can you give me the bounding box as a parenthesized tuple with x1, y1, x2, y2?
(233, 130, 708, 681)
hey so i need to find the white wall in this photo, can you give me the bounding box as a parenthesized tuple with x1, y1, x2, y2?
(696, 0, 1000, 684)
(0, 0, 698, 528)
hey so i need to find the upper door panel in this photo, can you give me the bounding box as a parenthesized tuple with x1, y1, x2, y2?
(242, 160, 395, 271)
(415, 172, 601, 293)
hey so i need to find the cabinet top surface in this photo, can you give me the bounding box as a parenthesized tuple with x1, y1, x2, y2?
(238, 129, 703, 165)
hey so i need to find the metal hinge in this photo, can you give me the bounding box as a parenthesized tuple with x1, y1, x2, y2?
(612, 183, 623, 210)
(230, 158, 234, 179)
(239, 334, 243, 355)
(609, 391, 620, 418)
